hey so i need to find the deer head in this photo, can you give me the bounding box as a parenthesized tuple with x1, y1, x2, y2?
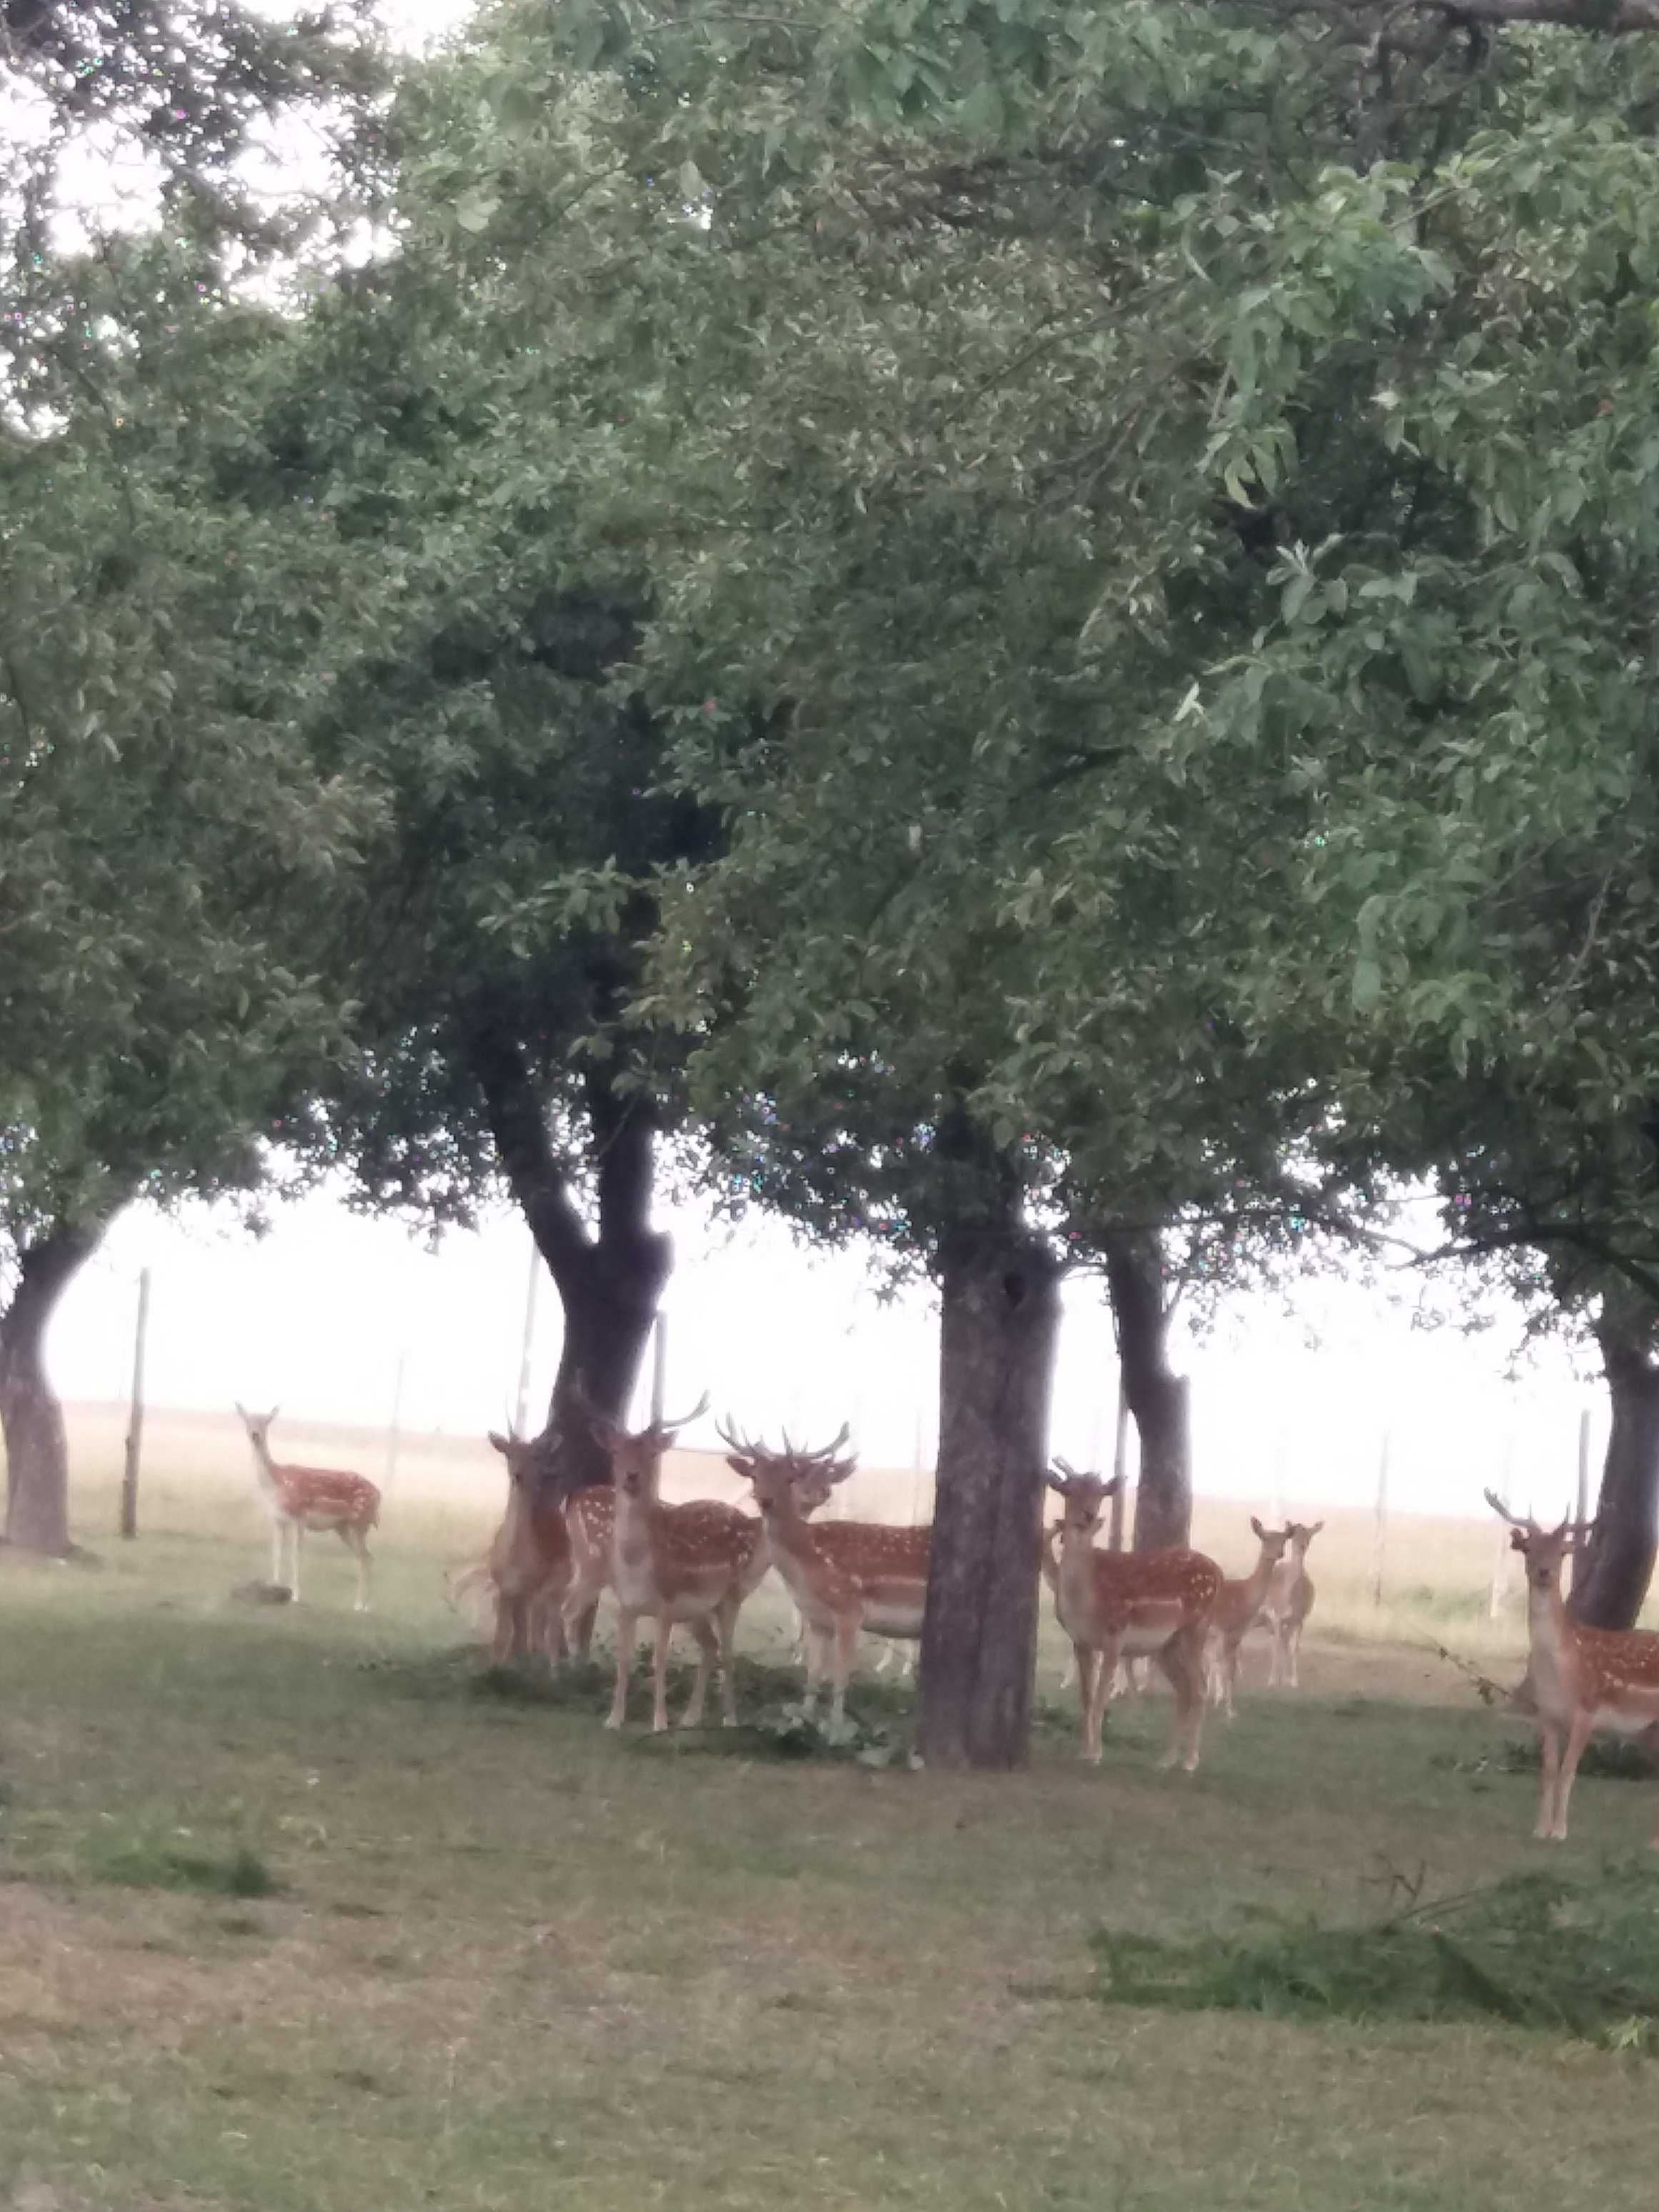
(1044, 1460, 1123, 1538)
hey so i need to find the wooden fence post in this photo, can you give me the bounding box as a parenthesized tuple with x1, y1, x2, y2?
(119, 1267, 151, 1539)
(1370, 1430, 1391, 1608)
(1107, 1376, 1129, 1551)
(513, 1235, 539, 1435)
(1570, 1406, 1592, 1593)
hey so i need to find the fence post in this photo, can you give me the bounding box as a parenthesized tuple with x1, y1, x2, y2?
(514, 1235, 540, 1435)
(1107, 1376, 1129, 1550)
(1370, 1430, 1391, 1608)
(1570, 1408, 1593, 1595)
(119, 1267, 151, 1539)
(1488, 1433, 1516, 1618)
(650, 1312, 667, 1425)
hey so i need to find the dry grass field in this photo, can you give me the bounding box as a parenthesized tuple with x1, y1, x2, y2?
(3, 1404, 1658, 2212)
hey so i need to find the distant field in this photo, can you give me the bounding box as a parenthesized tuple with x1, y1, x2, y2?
(55, 1398, 1613, 1661)
(1, 1406, 1655, 2210)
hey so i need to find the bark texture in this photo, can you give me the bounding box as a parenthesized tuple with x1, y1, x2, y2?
(1, 1219, 106, 1553)
(1570, 1308, 1659, 1630)
(1102, 1227, 1192, 1551)
(470, 1027, 671, 1490)
(917, 1209, 1060, 1771)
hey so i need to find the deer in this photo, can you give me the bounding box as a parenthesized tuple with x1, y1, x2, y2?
(557, 1449, 841, 1652)
(1262, 1518, 1323, 1688)
(482, 1426, 601, 1666)
(720, 1418, 927, 1727)
(584, 1391, 779, 1731)
(1485, 1493, 1659, 1844)
(1043, 1462, 1222, 1770)
(1205, 1518, 1292, 1717)
(236, 1404, 380, 1610)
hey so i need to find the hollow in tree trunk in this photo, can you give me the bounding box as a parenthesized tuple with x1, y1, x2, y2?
(469, 1026, 672, 1492)
(1570, 1305, 1659, 1630)
(1, 1218, 107, 1554)
(918, 1210, 1061, 1772)
(1102, 1227, 1191, 1551)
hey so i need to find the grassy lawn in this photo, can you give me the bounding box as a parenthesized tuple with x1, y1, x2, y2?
(3, 1427, 1658, 2211)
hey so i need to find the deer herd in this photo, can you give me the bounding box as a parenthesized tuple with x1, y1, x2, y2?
(233, 1399, 1659, 1848)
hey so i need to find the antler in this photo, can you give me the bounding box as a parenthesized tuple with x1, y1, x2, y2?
(1484, 1489, 1534, 1530)
(1045, 1459, 1073, 1493)
(657, 1390, 711, 1435)
(715, 1412, 764, 1457)
(1052, 1454, 1082, 1480)
(793, 1420, 853, 1465)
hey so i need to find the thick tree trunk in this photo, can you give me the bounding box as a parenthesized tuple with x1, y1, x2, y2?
(470, 1026, 672, 1492)
(1570, 1312, 1659, 1630)
(917, 1210, 1060, 1772)
(1, 1219, 106, 1554)
(1102, 1227, 1191, 1551)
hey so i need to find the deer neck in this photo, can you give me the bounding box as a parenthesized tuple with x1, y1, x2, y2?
(1055, 1525, 1099, 1615)
(1527, 1575, 1578, 1686)
(1240, 1548, 1280, 1610)
(246, 1435, 281, 1503)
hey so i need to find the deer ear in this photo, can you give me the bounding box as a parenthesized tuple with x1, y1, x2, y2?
(1250, 1515, 1265, 1538)
(1308, 1520, 1324, 1536)
(1102, 1473, 1124, 1495)
(591, 1420, 623, 1452)
(726, 1454, 757, 1480)
(1509, 1528, 1527, 1553)
(828, 1462, 856, 1487)
(1044, 1471, 1068, 1494)
(487, 1432, 509, 1455)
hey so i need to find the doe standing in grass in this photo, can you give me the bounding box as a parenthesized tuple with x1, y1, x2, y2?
(236, 1403, 380, 1610)
(1485, 1491, 1659, 1845)
(1045, 1461, 1222, 1770)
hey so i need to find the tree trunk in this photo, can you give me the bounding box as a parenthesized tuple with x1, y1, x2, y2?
(1571, 1311, 1659, 1630)
(1102, 1227, 1192, 1551)
(918, 1210, 1060, 1771)
(469, 1025, 672, 1491)
(1, 1219, 107, 1554)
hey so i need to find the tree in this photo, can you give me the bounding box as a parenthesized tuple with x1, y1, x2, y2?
(1, 3, 387, 1547)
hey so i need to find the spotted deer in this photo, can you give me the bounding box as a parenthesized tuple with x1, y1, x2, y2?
(1206, 1518, 1292, 1717)
(481, 1427, 599, 1665)
(720, 1418, 927, 1727)
(236, 1404, 379, 1610)
(1485, 1493, 1659, 1844)
(587, 1393, 776, 1731)
(1262, 1518, 1323, 1687)
(1044, 1463, 1221, 1769)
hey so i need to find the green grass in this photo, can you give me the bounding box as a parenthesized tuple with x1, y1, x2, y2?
(3, 1461, 1658, 2212)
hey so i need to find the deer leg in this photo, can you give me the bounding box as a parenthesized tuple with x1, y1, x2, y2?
(652, 1612, 676, 1733)
(341, 1528, 371, 1612)
(1157, 1627, 1206, 1772)
(572, 1600, 599, 1659)
(716, 1597, 740, 1728)
(830, 1612, 858, 1729)
(270, 1515, 284, 1589)
(801, 1623, 830, 1713)
(1551, 1707, 1597, 1842)
(679, 1615, 718, 1728)
(290, 1524, 303, 1605)
(1084, 1637, 1121, 1763)
(1267, 1618, 1284, 1688)
(1533, 1720, 1562, 1839)
(607, 1608, 638, 1728)
(1222, 1635, 1243, 1721)
(1071, 1642, 1097, 1735)
(1286, 1619, 1304, 1690)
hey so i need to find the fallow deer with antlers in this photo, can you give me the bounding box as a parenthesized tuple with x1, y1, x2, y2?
(587, 1392, 777, 1731)
(720, 1418, 926, 1726)
(1045, 1460, 1221, 1770)
(1206, 1518, 1292, 1717)
(1485, 1492, 1659, 1844)
(236, 1405, 380, 1610)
